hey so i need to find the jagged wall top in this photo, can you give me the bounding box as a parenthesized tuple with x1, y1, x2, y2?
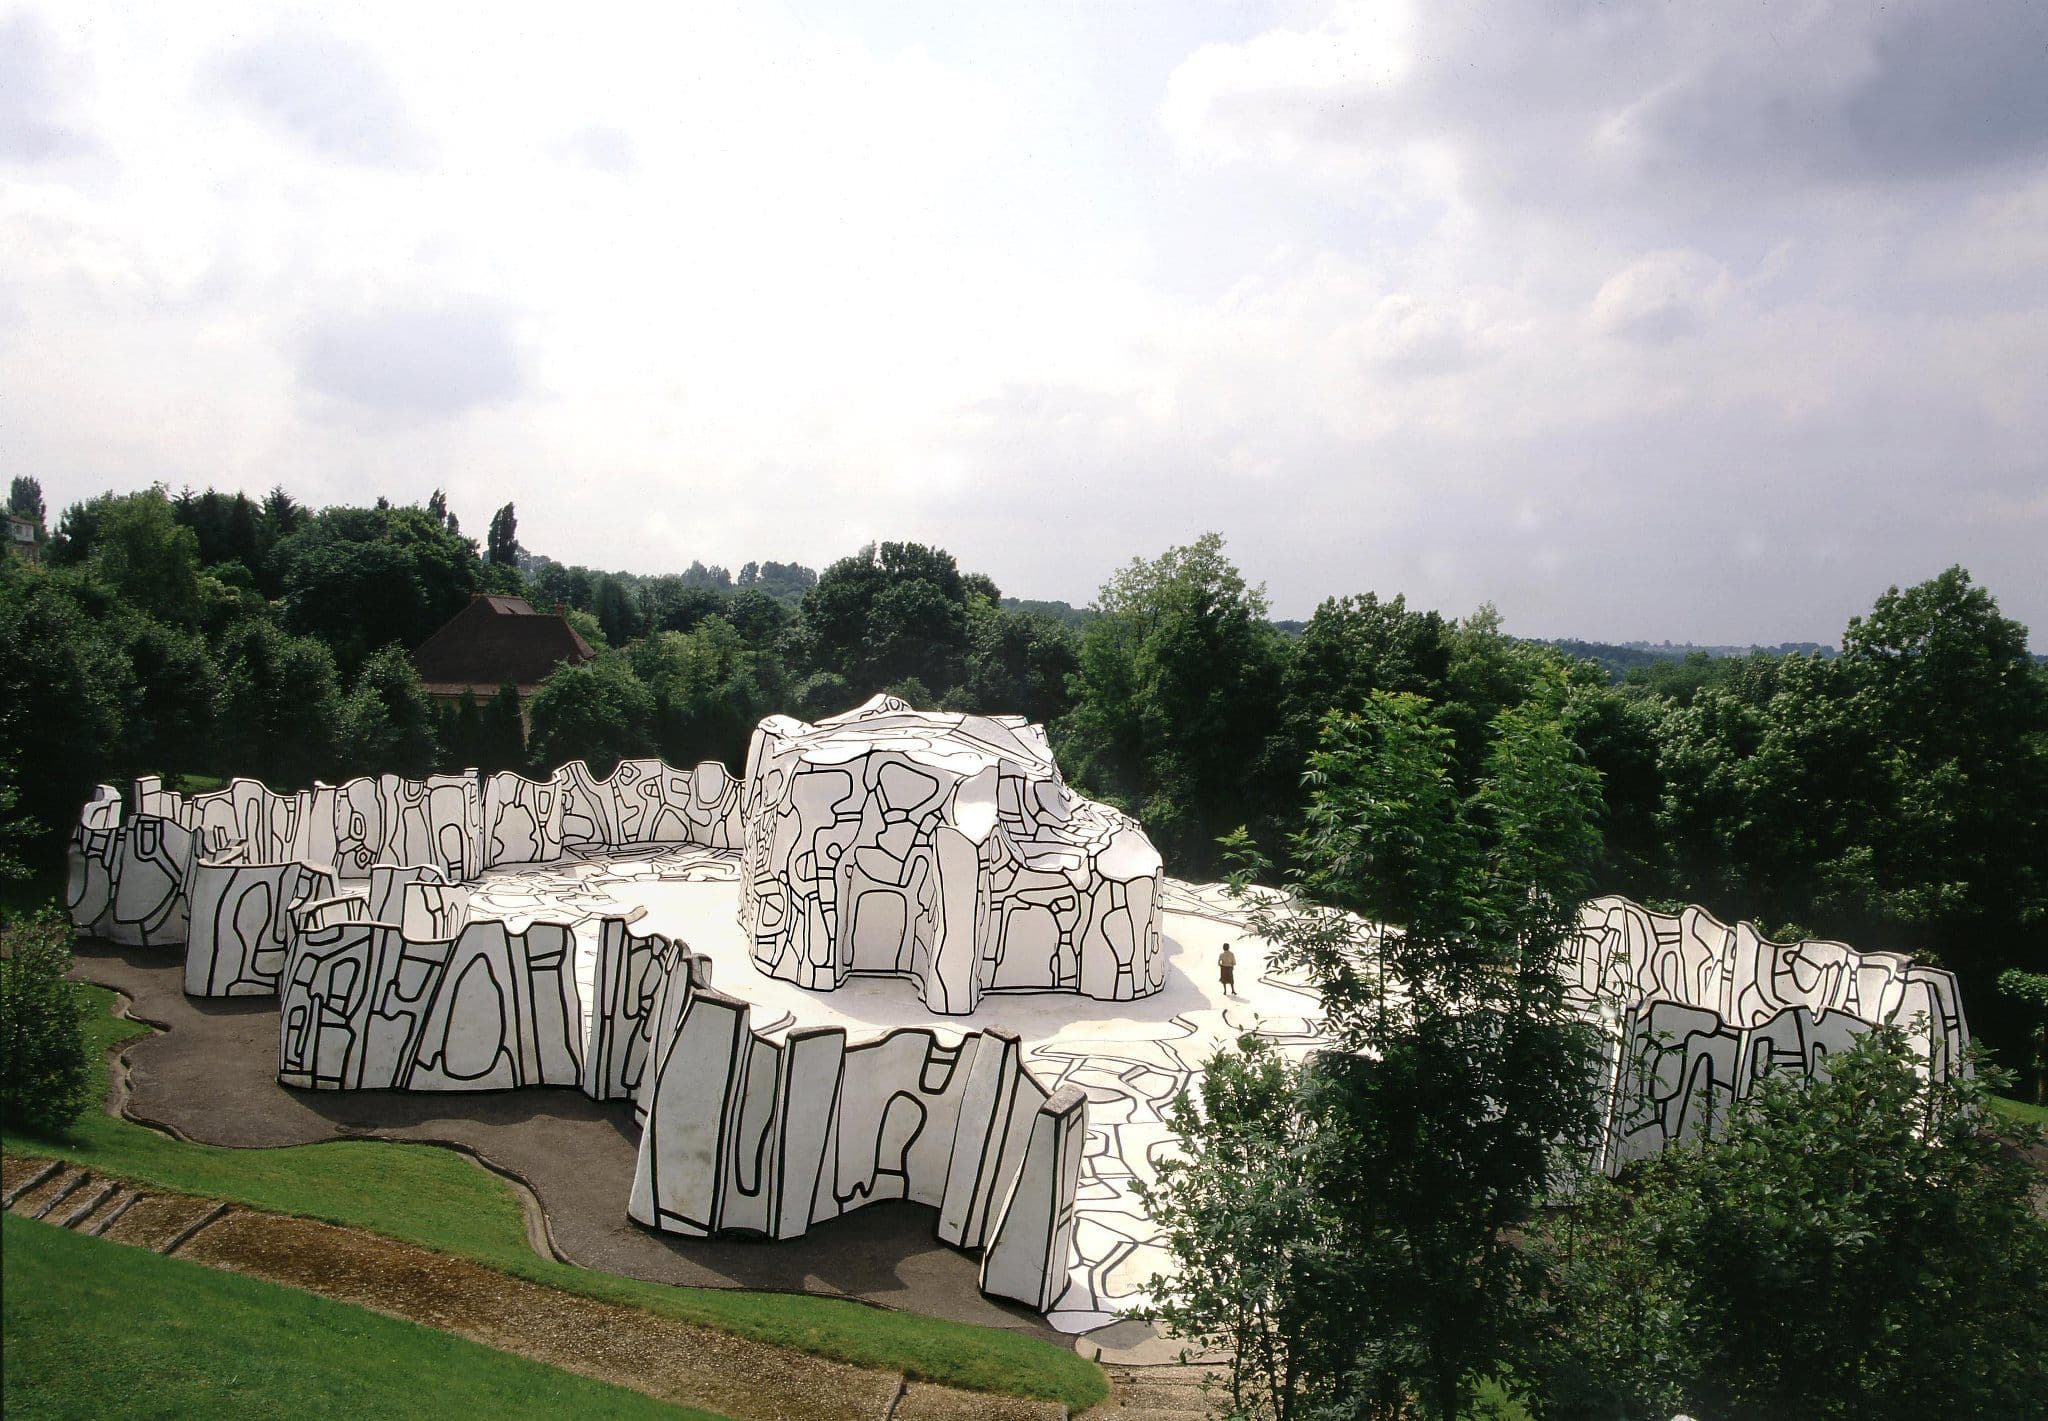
(747, 695, 1060, 785)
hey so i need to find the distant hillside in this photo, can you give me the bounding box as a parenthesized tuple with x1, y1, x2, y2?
(1541, 638, 1836, 683)
(1001, 597, 1096, 629)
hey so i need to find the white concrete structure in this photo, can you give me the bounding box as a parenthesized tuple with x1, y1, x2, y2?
(64, 708, 1971, 1332)
(740, 696, 1166, 1014)
(1569, 896, 1967, 1172)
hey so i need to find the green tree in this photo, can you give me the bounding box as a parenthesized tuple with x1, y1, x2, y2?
(1527, 1031, 2048, 1421)
(216, 618, 346, 788)
(272, 504, 482, 672)
(85, 488, 205, 626)
(487, 502, 519, 567)
(1836, 568, 2048, 1050)
(950, 598, 1079, 725)
(799, 542, 978, 700)
(0, 564, 132, 861)
(8, 476, 46, 535)
(0, 910, 93, 1138)
(526, 654, 654, 776)
(1055, 534, 1289, 874)
(1153, 688, 1605, 1419)
(1139, 1036, 1344, 1421)
(115, 615, 218, 783)
(630, 618, 777, 769)
(478, 683, 528, 774)
(338, 645, 441, 778)
(2000, 968, 2048, 1106)
(592, 574, 643, 647)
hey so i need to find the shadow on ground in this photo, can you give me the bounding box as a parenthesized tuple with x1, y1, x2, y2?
(70, 938, 1058, 1339)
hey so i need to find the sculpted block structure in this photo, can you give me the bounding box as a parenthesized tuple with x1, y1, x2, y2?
(739, 696, 1165, 1014)
(68, 731, 1083, 1317)
(1568, 896, 1968, 1172)
(625, 965, 1084, 1309)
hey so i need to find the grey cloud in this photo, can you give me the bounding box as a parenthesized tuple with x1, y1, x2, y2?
(211, 30, 421, 165)
(296, 302, 526, 419)
(1634, 0, 2048, 187)
(0, 14, 92, 163)
(1176, 1, 2048, 212)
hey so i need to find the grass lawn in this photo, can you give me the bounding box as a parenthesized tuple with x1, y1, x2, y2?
(1989, 1092, 2048, 1132)
(1, 983, 1108, 1410)
(2, 1213, 719, 1421)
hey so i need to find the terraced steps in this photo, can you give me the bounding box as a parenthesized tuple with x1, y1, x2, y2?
(1078, 1363, 1223, 1421)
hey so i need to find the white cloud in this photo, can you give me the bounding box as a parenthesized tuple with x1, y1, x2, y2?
(1590, 250, 1734, 343)
(0, 0, 2042, 646)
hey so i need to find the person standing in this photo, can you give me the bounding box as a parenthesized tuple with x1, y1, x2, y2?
(1218, 941, 1237, 996)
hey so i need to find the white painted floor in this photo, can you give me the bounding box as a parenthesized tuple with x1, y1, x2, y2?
(463, 846, 1329, 1333)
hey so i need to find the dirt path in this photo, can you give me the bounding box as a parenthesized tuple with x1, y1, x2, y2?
(4, 1155, 1067, 1421)
(68, 938, 1048, 1338)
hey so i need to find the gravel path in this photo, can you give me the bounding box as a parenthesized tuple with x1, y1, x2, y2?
(67, 938, 1051, 1338)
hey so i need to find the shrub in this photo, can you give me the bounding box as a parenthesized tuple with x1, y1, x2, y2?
(0, 910, 93, 1138)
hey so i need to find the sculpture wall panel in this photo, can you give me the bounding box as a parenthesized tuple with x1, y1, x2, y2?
(1570, 895, 1967, 1173)
(627, 976, 1082, 1313)
(184, 860, 338, 997)
(739, 696, 1165, 1014)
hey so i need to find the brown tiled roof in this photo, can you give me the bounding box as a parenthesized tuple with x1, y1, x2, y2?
(411, 594, 596, 698)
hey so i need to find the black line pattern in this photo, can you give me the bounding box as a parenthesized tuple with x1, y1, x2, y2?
(276, 900, 586, 1094)
(1568, 896, 1969, 1172)
(739, 696, 1165, 1014)
(184, 860, 339, 997)
(625, 949, 1082, 1311)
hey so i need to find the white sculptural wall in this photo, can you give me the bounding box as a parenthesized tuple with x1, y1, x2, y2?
(625, 957, 1084, 1311)
(72, 758, 743, 1000)
(276, 890, 584, 1093)
(739, 695, 1165, 1015)
(1569, 895, 1968, 1172)
(184, 860, 339, 997)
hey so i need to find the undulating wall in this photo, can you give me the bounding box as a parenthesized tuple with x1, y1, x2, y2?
(184, 860, 339, 997)
(626, 963, 1084, 1310)
(1569, 896, 1968, 1172)
(739, 695, 1164, 1014)
(72, 758, 743, 998)
(276, 886, 584, 1092)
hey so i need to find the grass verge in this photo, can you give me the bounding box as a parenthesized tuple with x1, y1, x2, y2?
(2, 1213, 720, 1421)
(0, 983, 1107, 1410)
(1989, 1093, 2048, 1132)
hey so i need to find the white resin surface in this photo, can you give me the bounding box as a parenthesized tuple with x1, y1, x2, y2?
(463, 846, 1325, 1333)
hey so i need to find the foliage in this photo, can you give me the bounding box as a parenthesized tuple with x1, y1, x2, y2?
(526, 653, 656, 776)
(84, 487, 206, 626)
(1524, 1031, 2048, 1421)
(215, 617, 346, 788)
(2, 1214, 725, 1421)
(1150, 687, 1605, 1420)
(1139, 1036, 1349, 1421)
(274, 504, 481, 672)
(1056, 533, 1288, 874)
(800, 541, 980, 700)
(0, 911, 92, 1138)
(486, 501, 519, 566)
(9, 474, 47, 530)
(0, 564, 133, 859)
(630, 618, 778, 770)
(2000, 967, 2048, 1105)
(338, 645, 441, 779)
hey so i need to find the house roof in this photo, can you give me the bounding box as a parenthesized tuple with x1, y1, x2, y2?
(410, 593, 596, 698)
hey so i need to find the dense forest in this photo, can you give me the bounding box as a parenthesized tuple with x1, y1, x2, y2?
(2, 477, 2043, 1063)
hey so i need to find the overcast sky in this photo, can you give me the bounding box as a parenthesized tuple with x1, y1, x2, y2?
(4, 1, 2044, 644)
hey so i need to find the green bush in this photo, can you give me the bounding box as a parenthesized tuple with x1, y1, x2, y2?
(0, 910, 92, 1138)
